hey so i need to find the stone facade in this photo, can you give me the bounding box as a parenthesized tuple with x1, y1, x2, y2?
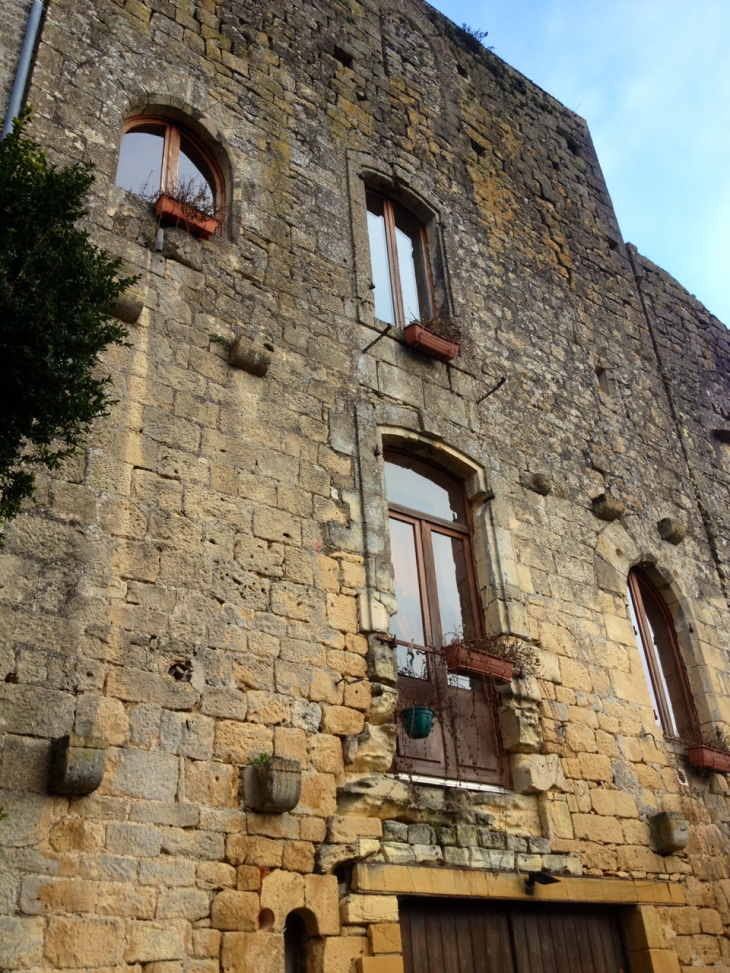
(1, 1, 730, 971)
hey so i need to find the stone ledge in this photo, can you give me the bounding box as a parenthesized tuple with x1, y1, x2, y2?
(350, 864, 686, 905)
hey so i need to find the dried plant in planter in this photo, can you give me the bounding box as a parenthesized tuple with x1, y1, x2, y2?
(409, 316, 462, 344)
(403, 316, 462, 362)
(443, 632, 536, 682)
(687, 726, 730, 773)
(140, 175, 221, 239)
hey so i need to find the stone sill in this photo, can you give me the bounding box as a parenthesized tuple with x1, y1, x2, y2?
(391, 773, 510, 796)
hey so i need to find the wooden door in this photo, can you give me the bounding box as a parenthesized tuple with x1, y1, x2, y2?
(401, 899, 514, 973)
(400, 900, 629, 973)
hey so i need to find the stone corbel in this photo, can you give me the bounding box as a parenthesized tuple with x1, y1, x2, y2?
(510, 754, 567, 795)
(498, 672, 543, 754)
(48, 733, 108, 795)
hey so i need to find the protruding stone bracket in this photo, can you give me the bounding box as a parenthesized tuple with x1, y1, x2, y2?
(229, 335, 274, 376)
(111, 292, 144, 324)
(657, 518, 686, 545)
(648, 811, 689, 855)
(498, 672, 543, 754)
(243, 757, 302, 812)
(591, 493, 626, 522)
(48, 733, 108, 795)
(510, 753, 567, 795)
(520, 471, 553, 496)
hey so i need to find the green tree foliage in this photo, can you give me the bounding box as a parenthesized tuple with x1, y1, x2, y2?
(0, 112, 135, 529)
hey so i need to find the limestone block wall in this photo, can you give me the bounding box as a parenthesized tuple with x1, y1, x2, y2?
(0, 0, 729, 971)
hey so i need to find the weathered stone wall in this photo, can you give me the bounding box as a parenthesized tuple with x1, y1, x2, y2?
(1, 0, 729, 971)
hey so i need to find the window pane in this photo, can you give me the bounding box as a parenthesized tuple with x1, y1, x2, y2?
(394, 205, 430, 322)
(638, 578, 691, 738)
(116, 126, 166, 194)
(177, 134, 216, 210)
(366, 195, 395, 325)
(431, 531, 477, 642)
(389, 517, 426, 653)
(627, 585, 667, 732)
(385, 455, 465, 523)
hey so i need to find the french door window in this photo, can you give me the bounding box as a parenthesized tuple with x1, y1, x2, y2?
(366, 191, 433, 328)
(385, 450, 506, 784)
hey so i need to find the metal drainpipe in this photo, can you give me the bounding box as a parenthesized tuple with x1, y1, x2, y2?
(2, 0, 45, 139)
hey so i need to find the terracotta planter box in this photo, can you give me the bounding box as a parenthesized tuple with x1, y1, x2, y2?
(403, 323, 459, 362)
(155, 194, 219, 240)
(687, 745, 730, 773)
(444, 644, 514, 684)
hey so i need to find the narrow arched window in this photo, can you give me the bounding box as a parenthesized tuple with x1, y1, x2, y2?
(385, 449, 505, 785)
(284, 913, 307, 973)
(627, 569, 696, 741)
(116, 116, 223, 221)
(366, 189, 433, 327)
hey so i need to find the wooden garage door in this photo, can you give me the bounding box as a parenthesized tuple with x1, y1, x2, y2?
(401, 899, 628, 973)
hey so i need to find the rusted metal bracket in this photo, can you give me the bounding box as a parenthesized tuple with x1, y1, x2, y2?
(476, 376, 507, 404)
(361, 323, 393, 354)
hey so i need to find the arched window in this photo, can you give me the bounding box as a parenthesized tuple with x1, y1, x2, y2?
(366, 189, 433, 328)
(116, 116, 223, 217)
(385, 449, 506, 785)
(627, 569, 696, 741)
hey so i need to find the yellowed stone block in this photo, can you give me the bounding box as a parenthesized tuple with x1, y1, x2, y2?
(45, 916, 125, 967)
(328, 817, 383, 843)
(358, 958, 404, 973)
(215, 721, 273, 764)
(590, 789, 639, 818)
(321, 705, 365, 736)
(260, 869, 305, 929)
(340, 895, 400, 925)
(623, 906, 666, 952)
(309, 935, 368, 973)
(368, 923, 402, 954)
(305, 874, 340, 936)
(282, 840, 315, 873)
(327, 593, 359, 633)
(210, 890, 259, 931)
(628, 949, 681, 973)
(221, 931, 285, 973)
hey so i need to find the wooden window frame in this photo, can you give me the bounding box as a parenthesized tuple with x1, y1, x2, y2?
(120, 116, 224, 211)
(386, 450, 507, 786)
(366, 189, 435, 329)
(627, 569, 697, 742)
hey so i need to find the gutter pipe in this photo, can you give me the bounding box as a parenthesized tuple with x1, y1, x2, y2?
(2, 0, 45, 139)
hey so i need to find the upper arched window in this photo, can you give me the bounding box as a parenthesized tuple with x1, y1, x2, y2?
(115, 116, 223, 218)
(627, 569, 696, 741)
(366, 189, 433, 328)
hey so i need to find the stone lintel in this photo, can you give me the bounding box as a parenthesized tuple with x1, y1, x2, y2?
(349, 864, 686, 906)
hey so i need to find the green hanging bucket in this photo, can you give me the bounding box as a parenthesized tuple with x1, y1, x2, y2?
(401, 706, 435, 739)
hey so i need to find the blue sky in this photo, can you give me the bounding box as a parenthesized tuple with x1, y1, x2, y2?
(429, 0, 730, 326)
